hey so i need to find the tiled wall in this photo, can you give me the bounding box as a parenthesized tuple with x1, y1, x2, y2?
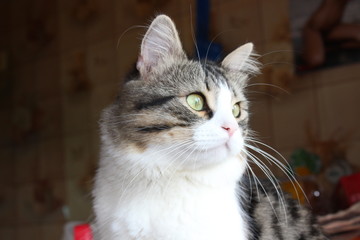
(0, 0, 359, 239)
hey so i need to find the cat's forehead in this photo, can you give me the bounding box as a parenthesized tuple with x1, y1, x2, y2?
(161, 60, 245, 98)
(200, 62, 246, 101)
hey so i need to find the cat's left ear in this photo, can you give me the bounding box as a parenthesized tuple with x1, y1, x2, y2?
(221, 43, 259, 74)
(137, 15, 186, 77)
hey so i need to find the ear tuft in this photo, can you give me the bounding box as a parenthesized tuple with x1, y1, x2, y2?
(221, 43, 259, 75)
(136, 15, 186, 77)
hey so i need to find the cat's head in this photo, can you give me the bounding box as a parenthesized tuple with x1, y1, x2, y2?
(102, 15, 259, 172)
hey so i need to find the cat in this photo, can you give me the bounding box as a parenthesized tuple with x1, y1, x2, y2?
(92, 15, 327, 240)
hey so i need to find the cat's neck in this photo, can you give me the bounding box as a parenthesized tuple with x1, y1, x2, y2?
(101, 142, 246, 189)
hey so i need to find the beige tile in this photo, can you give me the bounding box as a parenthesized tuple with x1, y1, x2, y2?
(38, 138, 64, 181)
(178, 0, 197, 16)
(10, 0, 30, 30)
(11, 63, 37, 104)
(65, 179, 93, 221)
(113, 0, 144, 37)
(260, 0, 291, 44)
(317, 80, 360, 141)
(9, 28, 35, 65)
(255, 42, 297, 96)
(85, 0, 115, 44)
(38, 180, 66, 224)
(0, 66, 12, 109)
(57, 0, 75, 13)
(0, 2, 10, 37)
(59, 48, 90, 95)
(17, 181, 65, 224)
(212, 0, 233, 5)
(115, 29, 142, 79)
(215, 0, 263, 54)
(16, 183, 42, 224)
(58, 12, 86, 52)
(261, 42, 294, 70)
(14, 144, 39, 184)
(90, 83, 119, 130)
(10, 1, 59, 64)
(248, 98, 274, 146)
(291, 72, 316, 92)
(36, 97, 63, 140)
(0, 148, 15, 185)
(0, 184, 16, 225)
(35, 56, 61, 100)
(0, 227, 15, 240)
(27, 0, 59, 58)
(113, 0, 184, 37)
(347, 141, 360, 168)
(15, 224, 41, 240)
(11, 104, 40, 144)
(61, 93, 92, 135)
(153, 0, 185, 17)
(64, 133, 93, 180)
(40, 223, 64, 240)
(177, 13, 196, 57)
(314, 63, 360, 87)
(0, 110, 12, 146)
(271, 87, 319, 150)
(86, 38, 117, 87)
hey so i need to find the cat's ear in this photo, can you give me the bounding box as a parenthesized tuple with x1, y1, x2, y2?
(137, 15, 186, 77)
(221, 43, 259, 74)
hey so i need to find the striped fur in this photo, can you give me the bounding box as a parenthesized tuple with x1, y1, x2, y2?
(242, 179, 326, 240)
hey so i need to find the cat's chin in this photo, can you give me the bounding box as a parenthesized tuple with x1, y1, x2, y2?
(192, 142, 243, 167)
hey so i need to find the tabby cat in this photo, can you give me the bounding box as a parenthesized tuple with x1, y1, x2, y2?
(92, 15, 327, 240)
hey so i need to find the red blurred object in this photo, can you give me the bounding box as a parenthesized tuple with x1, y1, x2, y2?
(334, 172, 360, 211)
(339, 172, 360, 206)
(74, 224, 93, 240)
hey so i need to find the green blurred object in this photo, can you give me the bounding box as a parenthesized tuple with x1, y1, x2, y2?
(290, 148, 322, 174)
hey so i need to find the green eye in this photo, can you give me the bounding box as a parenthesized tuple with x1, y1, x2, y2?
(186, 93, 205, 111)
(232, 103, 241, 118)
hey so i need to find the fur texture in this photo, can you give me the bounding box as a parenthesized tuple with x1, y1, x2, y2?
(92, 15, 327, 240)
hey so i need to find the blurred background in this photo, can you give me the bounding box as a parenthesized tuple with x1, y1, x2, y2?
(0, 0, 359, 239)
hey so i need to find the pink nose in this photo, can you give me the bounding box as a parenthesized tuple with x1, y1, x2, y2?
(222, 125, 238, 136)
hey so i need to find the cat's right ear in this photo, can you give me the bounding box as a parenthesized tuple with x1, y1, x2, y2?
(221, 43, 259, 75)
(137, 15, 186, 78)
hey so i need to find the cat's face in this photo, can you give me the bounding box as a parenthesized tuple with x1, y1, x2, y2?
(103, 15, 258, 172)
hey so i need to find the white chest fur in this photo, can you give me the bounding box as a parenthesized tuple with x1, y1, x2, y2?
(93, 154, 248, 240)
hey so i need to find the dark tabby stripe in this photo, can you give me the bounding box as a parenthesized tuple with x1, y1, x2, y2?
(310, 215, 321, 237)
(287, 199, 300, 222)
(272, 212, 284, 240)
(202, 63, 229, 87)
(238, 120, 248, 129)
(202, 63, 239, 97)
(248, 198, 262, 240)
(298, 234, 306, 240)
(135, 123, 190, 133)
(206, 110, 213, 119)
(169, 107, 199, 123)
(135, 96, 175, 110)
(135, 125, 172, 132)
(205, 79, 210, 91)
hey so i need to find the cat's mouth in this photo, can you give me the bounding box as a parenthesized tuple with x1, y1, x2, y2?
(194, 138, 237, 157)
